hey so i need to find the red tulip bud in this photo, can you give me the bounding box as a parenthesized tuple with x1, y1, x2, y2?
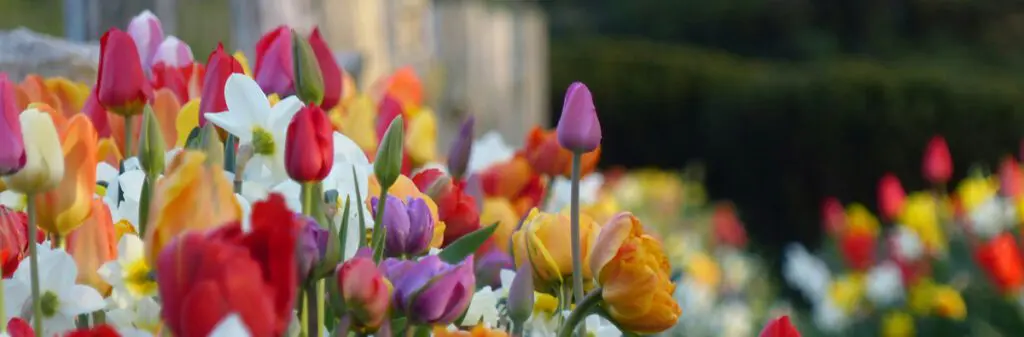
(97, 28, 151, 116)
(923, 135, 952, 185)
(877, 173, 905, 221)
(285, 105, 334, 182)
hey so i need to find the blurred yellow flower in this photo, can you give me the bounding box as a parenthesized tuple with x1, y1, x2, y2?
(829, 273, 866, 314)
(899, 193, 946, 254)
(845, 204, 880, 237)
(686, 252, 721, 288)
(533, 292, 558, 314)
(957, 175, 997, 213)
(882, 311, 915, 337)
(513, 208, 599, 290)
(933, 285, 966, 320)
(175, 99, 200, 148)
(908, 278, 936, 315)
(583, 192, 620, 226)
(480, 197, 519, 254)
(405, 107, 437, 166)
(338, 95, 378, 154)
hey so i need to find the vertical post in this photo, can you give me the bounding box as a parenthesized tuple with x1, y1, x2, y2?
(230, 0, 261, 57)
(154, 0, 178, 35)
(64, 0, 88, 42)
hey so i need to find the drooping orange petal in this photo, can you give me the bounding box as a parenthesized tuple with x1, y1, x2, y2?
(152, 88, 182, 149)
(67, 198, 117, 295)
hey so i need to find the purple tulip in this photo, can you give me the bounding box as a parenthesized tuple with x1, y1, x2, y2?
(254, 27, 295, 96)
(556, 82, 601, 153)
(371, 195, 435, 257)
(447, 116, 474, 180)
(153, 36, 194, 68)
(127, 10, 165, 72)
(475, 249, 513, 289)
(0, 74, 25, 175)
(297, 215, 329, 280)
(381, 255, 476, 325)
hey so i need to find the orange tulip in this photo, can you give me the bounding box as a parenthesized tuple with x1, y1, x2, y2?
(96, 138, 124, 167)
(590, 213, 680, 334)
(480, 197, 520, 254)
(150, 88, 182, 149)
(45, 77, 89, 118)
(16, 75, 62, 114)
(67, 198, 117, 295)
(35, 114, 97, 235)
(433, 325, 509, 337)
(368, 175, 446, 248)
(144, 150, 241, 264)
(511, 208, 600, 291)
(479, 155, 547, 217)
(29, 103, 68, 132)
(523, 127, 600, 178)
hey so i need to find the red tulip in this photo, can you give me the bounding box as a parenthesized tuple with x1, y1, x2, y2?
(63, 325, 121, 337)
(158, 194, 298, 337)
(8, 317, 34, 337)
(285, 105, 334, 182)
(759, 315, 800, 337)
(96, 28, 151, 116)
(923, 135, 952, 185)
(376, 95, 405, 140)
(254, 26, 294, 97)
(974, 233, 1024, 294)
(877, 173, 905, 221)
(412, 169, 481, 245)
(152, 62, 189, 103)
(308, 27, 343, 111)
(479, 155, 546, 217)
(336, 257, 391, 331)
(198, 44, 244, 126)
(1000, 156, 1022, 199)
(712, 202, 747, 247)
(0, 206, 28, 278)
(840, 229, 876, 272)
(820, 197, 845, 236)
(83, 89, 112, 138)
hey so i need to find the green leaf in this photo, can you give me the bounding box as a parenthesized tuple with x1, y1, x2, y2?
(438, 222, 498, 264)
(352, 167, 368, 248)
(184, 126, 202, 149)
(325, 274, 345, 317)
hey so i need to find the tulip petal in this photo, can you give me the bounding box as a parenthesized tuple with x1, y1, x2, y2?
(176, 99, 200, 147)
(589, 212, 637, 276)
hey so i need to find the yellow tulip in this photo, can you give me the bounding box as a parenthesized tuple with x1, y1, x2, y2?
(881, 311, 914, 337)
(512, 208, 600, 290)
(583, 192, 620, 226)
(686, 252, 721, 288)
(481, 198, 519, 254)
(908, 278, 936, 315)
(144, 150, 241, 264)
(175, 99, 200, 148)
(67, 198, 117, 295)
(587, 212, 680, 334)
(339, 95, 378, 154)
(845, 203, 880, 237)
(233, 51, 252, 77)
(367, 175, 446, 248)
(933, 285, 966, 320)
(957, 175, 997, 213)
(97, 137, 124, 167)
(3, 106, 64, 194)
(900, 193, 946, 254)
(829, 273, 865, 314)
(35, 114, 98, 235)
(405, 107, 437, 166)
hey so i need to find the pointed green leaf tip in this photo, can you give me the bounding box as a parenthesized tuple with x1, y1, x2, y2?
(292, 28, 324, 106)
(138, 104, 165, 175)
(438, 222, 498, 264)
(374, 116, 404, 190)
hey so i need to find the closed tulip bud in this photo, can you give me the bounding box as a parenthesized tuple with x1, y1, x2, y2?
(127, 10, 164, 71)
(0, 73, 25, 175)
(447, 116, 474, 180)
(35, 114, 97, 235)
(589, 212, 680, 334)
(382, 255, 475, 325)
(198, 44, 245, 126)
(507, 262, 534, 324)
(336, 257, 391, 332)
(97, 28, 151, 116)
(1000, 156, 1021, 199)
(153, 36, 194, 68)
(375, 116, 405, 190)
(759, 316, 801, 337)
(3, 107, 64, 194)
(923, 135, 952, 185)
(878, 173, 905, 222)
(308, 27, 342, 110)
(291, 29, 324, 105)
(371, 195, 435, 257)
(139, 105, 165, 176)
(285, 105, 334, 182)
(556, 82, 601, 153)
(255, 26, 295, 97)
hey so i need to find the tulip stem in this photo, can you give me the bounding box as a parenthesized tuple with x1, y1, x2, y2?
(306, 282, 321, 337)
(124, 115, 134, 158)
(568, 152, 586, 337)
(370, 189, 388, 263)
(26, 195, 42, 337)
(557, 287, 602, 337)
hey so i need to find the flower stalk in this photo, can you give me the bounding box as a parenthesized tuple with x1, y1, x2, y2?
(26, 195, 42, 337)
(569, 152, 586, 337)
(557, 287, 603, 337)
(123, 115, 134, 158)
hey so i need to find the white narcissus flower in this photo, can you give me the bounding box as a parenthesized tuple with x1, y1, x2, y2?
(3, 244, 104, 336)
(459, 286, 500, 327)
(583, 315, 622, 337)
(717, 301, 753, 337)
(204, 73, 303, 186)
(783, 243, 832, 303)
(210, 314, 252, 337)
(865, 261, 904, 306)
(467, 131, 514, 175)
(813, 297, 848, 333)
(526, 311, 560, 337)
(106, 296, 161, 334)
(546, 173, 604, 213)
(98, 234, 157, 308)
(892, 225, 924, 261)
(969, 197, 1017, 239)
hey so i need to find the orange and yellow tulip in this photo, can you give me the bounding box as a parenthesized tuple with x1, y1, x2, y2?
(45, 77, 90, 118)
(67, 198, 117, 295)
(368, 174, 445, 249)
(35, 114, 98, 235)
(512, 208, 600, 291)
(144, 150, 241, 264)
(523, 127, 600, 178)
(480, 197, 520, 254)
(16, 75, 62, 115)
(589, 212, 680, 334)
(150, 88, 182, 149)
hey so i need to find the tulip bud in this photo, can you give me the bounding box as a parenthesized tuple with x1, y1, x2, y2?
(507, 262, 535, 325)
(3, 107, 64, 194)
(198, 44, 245, 126)
(197, 123, 224, 167)
(291, 29, 325, 105)
(375, 116, 405, 190)
(923, 135, 952, 185)
(336, 257, 391, 332)
(759, 315, 801, 337)
(98, 28, 151, 116)
(370, 195, 435, 257)
(381, 255, 475, 325)
(1000, 156, 1021, 199)
(556, 82, 601, 153)
(127, 10, 164, 71)
(153, 36, 194, 68)
(877, 173, 905, 222)
(0, 73, 25, 175)
(254, 26, 295, 97)
(308, 27, 343, 111)
(297, 215, 329, 282)
(139, 105, 166, 176)
(447, 116, 474, 180)
(285, 105, 334, 182)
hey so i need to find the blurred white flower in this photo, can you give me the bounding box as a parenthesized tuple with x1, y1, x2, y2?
(467, 131, 514, 174)
(813, 298, 848, 333)
(717, 301, 753, 337)
(0, 190, 25, 211)
(106, 296, 161, 334)
(545, 173, 604, 212)
(210, 314, 252, 337)
(892, 226, 924, 261)
(526, 311, 560, 337)
(583, 315, 622, 337)
(969, 197, 1017, 239)
(719, 250, 752, 291)
(4, 244, 104, 336)
(865, 261, 904, 306)
(677, 279, 716, 316)
(460, 286, 500, 327)
(783, 243, 831, 303)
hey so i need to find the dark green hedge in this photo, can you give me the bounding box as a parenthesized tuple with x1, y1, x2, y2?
(550, 38, 1024, 251)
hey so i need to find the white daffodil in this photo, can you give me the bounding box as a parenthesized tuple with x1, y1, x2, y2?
(546, 173, 604, 213)
(583, 315, 622, 337)
(459, 286, 500, 327)
(106, 296, 161, 334)
(98, 234, 157, 309)
(865, 261, 904, 306)
(4, 244, 104, 336)
(813, 297, 848, 333)
(210, 314, 252, 337)
(783, 243, 831, 303)
(97, 159, 157, 232)
(468, 131, 515, 175)
(717, 301, 753, 337)
(969, 196, 1017, 239)
(892, 226, 924, 261)
(204, 74, 303, 186)
(526, 311, 560, 337)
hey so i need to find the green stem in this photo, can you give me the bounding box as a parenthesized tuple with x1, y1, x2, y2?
(306, 283, 320, 337)
(26, 196, 42, 337)
(371, 189, 388, 263)
(569, 152, 586, 337)
(300, 289, 309, 337)
(511, 323, 524, 337)
(124, 115, 134, 158)
(558, 282, 572, 326)
(352, 168, 367, 248)
(302, 183, 316, 217)
(557, 288, 603, 337)
(317, 281, 325, 337)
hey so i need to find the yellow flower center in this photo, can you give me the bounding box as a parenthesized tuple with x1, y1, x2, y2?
(252, 126, 275, 156)
(123, 258, 157, 297)
(40, 291, 59, 317)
